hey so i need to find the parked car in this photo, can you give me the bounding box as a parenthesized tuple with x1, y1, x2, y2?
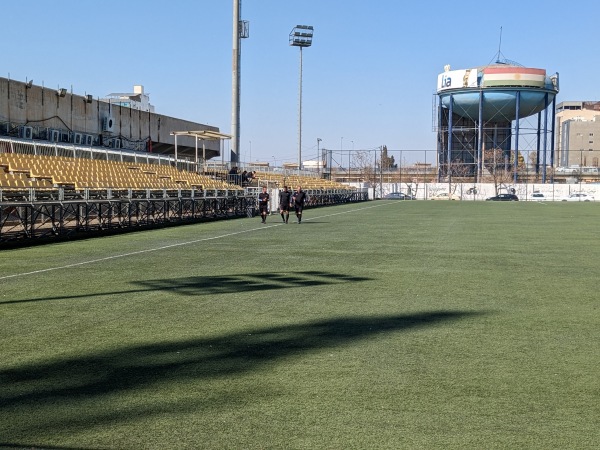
(486, 193, 519, 201)
(430, 192, 459, 200)
(555, 166, 580, 174)
(384, 192, 416, 200)
(560, 192, 595, 202)
(529, 191, 548, 201)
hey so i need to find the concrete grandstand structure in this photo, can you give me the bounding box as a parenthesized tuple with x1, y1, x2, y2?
(0, 76, 223, 160)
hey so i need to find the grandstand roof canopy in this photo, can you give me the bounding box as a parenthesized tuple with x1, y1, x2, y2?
(170, 130, 232, 166)
(170, 130, 231, 140)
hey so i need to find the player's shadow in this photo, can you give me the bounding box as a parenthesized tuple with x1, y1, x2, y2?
(1, 271, 370, 305)
(0, 310, 485, 443)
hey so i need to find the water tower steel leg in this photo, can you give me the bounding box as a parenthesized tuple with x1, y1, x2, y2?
(437, 102, 443, 182)
(447, 94, 453, 180)
(477, 90, 483, 182)
(542, 93, 549, 184)
(550, 95, 557, 183)
(514, 91, 520, 184)
(536, 112, 542, 176)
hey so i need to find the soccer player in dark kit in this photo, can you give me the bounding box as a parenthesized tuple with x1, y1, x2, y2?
(258, 186, 270, 223)
(279, 186, 292, 224)
(291, 185, 307, 223)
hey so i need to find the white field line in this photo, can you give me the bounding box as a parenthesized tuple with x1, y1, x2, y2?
(0, 201, 395, 281)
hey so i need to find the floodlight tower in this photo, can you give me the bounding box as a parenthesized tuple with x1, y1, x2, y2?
(231, 0, 249, 165)
(290, 25, 314, 171)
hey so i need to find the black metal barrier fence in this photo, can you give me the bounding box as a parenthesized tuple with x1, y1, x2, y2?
(306, 191, 368, 208)
(0, 191, 368, 246)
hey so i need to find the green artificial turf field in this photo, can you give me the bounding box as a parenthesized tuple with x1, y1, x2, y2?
(1, 200, 598, 449)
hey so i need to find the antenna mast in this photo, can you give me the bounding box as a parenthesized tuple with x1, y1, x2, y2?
(496, 26, 503, 63)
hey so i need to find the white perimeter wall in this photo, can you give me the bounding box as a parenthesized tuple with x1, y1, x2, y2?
(350, 182, 600, 201)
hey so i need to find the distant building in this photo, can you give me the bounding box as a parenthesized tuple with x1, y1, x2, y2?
(556, 102, 600, 167)
(100, 85, 155, 113)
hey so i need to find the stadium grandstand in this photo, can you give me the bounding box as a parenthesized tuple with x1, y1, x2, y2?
(0, 137, 366, 245)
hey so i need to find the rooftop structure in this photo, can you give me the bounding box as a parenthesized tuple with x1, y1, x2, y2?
(101, 85, 155, 113)
(556, 101, 600, 113)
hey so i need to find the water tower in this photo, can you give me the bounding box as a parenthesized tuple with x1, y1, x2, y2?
(435, 61, 559, 183)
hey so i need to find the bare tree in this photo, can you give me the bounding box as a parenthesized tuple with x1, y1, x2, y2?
(353, 151, 373, 180)
(525, 150, 558, 182)
(527, 150, 537, 168)
(451, 161, 475, 179)
(448, 161, 475, 197)
(482, 148, 522, 195)
(354, 150, 380, 197)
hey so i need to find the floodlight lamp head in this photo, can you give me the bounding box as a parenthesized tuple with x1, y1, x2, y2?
(57, 88, 67, 97)
(289, 25, 314, 47)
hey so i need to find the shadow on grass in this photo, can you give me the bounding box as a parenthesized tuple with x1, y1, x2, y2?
(136, 270, 366, 295)
(0, 311, 485, 444)
(0, 444, 98, 450)
(1, 271, 369, 305)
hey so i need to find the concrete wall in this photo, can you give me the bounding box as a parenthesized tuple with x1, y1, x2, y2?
(0, 77, 221, 156)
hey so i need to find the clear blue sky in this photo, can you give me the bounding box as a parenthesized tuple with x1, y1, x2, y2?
(3, 0, 599, 164)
